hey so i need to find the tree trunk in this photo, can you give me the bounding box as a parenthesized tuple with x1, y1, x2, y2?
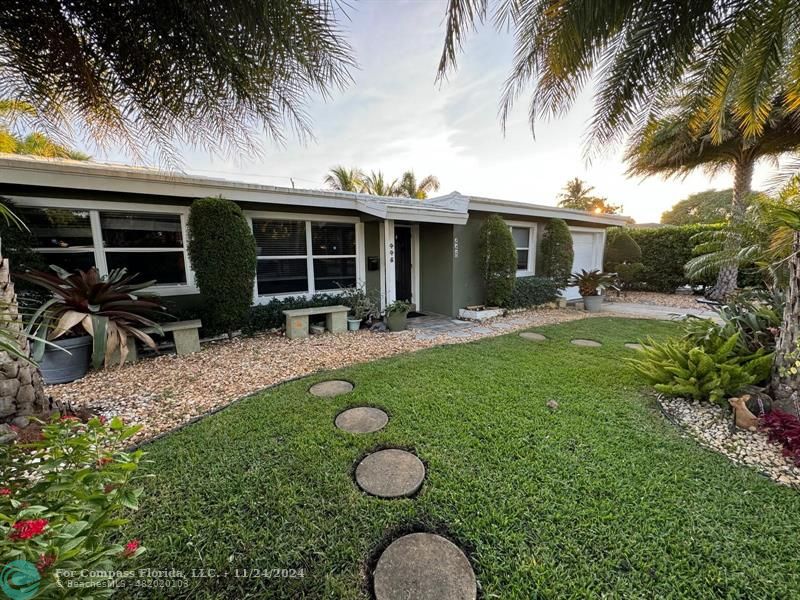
(708, 158, 753, 301)
(0, 253, 49, 421)
(771, 229, 800, 416)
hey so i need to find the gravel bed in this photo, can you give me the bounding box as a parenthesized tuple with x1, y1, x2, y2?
(47, 309, 587, 443)
(611, 291, 707, 310)
(658, 396, 800, 488)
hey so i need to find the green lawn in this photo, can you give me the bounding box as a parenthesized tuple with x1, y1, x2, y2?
(122, 318, 800, 599)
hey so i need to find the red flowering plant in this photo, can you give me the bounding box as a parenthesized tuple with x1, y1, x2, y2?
(0, 414, 146, 596)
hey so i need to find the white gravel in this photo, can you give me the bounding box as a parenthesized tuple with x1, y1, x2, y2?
(612, 291, 706, 310)
(658, 396, 800, 488)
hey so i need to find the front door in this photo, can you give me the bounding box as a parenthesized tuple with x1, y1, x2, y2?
(394, 227, 412, 302)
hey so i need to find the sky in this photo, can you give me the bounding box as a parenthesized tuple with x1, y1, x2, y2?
(98, 0, 779, 224)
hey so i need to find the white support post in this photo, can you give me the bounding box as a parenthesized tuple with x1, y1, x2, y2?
(383, 219, 396, 306)
(355, 222, 366, 288)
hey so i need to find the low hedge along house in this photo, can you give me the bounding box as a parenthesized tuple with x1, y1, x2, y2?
(0, 155, 627, 318)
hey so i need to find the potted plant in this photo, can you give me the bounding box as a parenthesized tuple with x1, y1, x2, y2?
(339, 285, 378, 331)
(384, 299, 412, 331)
(18, 266, 167, 384)
(568, 269, 612, 312)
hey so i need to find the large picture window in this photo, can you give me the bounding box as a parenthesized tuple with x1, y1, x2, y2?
(252, 218, 358, 296)
(15, 204, 191, 291)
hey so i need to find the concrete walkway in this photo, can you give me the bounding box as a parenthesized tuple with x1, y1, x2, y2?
(600, 301, 719, 321)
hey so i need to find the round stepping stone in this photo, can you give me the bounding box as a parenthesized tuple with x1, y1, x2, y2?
(335, 407, 388, 433)
(355, 449, 425, 498)
(373, 533, 476, 600)
(570, 339, 602, 347)
(520, 332, 547, 341)
(309, 380, 353, 397)
(625, 343, 644, 351)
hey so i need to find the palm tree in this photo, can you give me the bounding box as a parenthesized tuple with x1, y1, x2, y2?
(363, 171, 400, 197)
(437, 1, 800, 154)
(324, 166, 364, 193)
(398, 171, 440, 199)
(0, 2, 354, 161)
(1, 100, 89, 160)
(625, 96, 800, 299)
(558, 178, 595, 207)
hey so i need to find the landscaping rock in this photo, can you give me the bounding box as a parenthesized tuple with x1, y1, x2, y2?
(624, 343, 644, 351)
(309, 380, 353, 398)
(571, 339, 602, 347)
(335, 407, 388, 433)
(11, 416, 29, 429)
(373, 533, 476, 600)
(0, 423, 17, 444)
(546, 399, 559, 411)
(659, 396, 800, 488)
(520, 332, 547, 341)
(355, 449, 425, 498)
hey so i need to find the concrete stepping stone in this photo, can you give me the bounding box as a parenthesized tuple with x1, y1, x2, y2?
(520, 332, 547, 341)
(309, 380, 353, 397)
(335, 407, 388, 433)
(492, 322, 514, 330)
(570, 339, 602, 347)
(373, 533, 477, 600)
(355, 449, 425, 498)
(625, 343, 644, 351)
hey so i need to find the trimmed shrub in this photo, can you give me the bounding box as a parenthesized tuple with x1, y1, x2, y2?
(244, 293, 341, 334)
(187, 197, 257, 336)
(604, 228, 642, 268)
(626, 224, 722, 292)
(507, 276, 559, 309)
(537, 219, 573, 288)
(478, 214, 516, 306)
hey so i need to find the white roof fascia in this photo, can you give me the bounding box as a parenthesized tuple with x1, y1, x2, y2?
(466, 195, 629, 226)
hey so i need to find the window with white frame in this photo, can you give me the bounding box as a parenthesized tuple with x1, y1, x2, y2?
(510, 225, 536, 274)
(15, 205, 191, 288)
(252, 218, 357, 296)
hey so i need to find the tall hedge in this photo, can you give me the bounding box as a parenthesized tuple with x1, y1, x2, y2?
(604, 228, 642, 268)
(625, 224, 722, 292)
(507, 276, 559, 309)
(478, 214, 517, 306)
(187, 197, 257, 335)
(537, 219, 574, 288)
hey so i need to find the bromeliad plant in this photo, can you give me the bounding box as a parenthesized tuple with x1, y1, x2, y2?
(17, 266, 167, 368)
(0, 415, 146, 595)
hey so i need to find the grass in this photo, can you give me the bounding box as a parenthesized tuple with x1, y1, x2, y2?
(122, 318, 800, 599)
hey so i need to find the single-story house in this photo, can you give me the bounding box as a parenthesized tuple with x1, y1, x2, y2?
(0, 155, 628, 317)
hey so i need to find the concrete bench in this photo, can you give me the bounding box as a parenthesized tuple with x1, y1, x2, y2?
(283, 305, 349, 339)
(110, 319, 203, 364)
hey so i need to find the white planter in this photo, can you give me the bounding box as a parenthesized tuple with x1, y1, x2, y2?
(347, 319, 361, 331)
(583, 295, 603, 312)
(458, 307, 504, 322)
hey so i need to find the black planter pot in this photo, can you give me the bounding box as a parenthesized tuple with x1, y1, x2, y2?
(40, 336, 92, 384)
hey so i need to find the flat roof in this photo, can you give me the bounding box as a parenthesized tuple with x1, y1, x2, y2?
(0, 154, 629, 226)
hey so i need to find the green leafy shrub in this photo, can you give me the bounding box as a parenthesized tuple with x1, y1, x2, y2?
(243, 293, 341, 334)
(338, 285, 379, 321)
(627, 224, 722, 291)
(629, 332, 772, 404)
(507, 276, 559, 309)
(187, 197, 257, 336)
(538, 218, 574, 287)
(604, 228, 642, 267)
(477, 215, 516, 306)
(0, 416, 145, 593)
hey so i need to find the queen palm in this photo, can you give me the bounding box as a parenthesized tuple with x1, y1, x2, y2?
(363, 171, 401, 197)
(324, 166, 364, 193)
(437, 1, 800, 152)
(398, 171, 440, 199)
(625, 96, 800, 299)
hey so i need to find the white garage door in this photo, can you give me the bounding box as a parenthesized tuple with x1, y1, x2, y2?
(565, 230, 604, 300)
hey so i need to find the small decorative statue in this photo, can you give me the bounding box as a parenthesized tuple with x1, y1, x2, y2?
(728, 395, 760, 431)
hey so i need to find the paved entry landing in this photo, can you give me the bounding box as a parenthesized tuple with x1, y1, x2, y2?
(408, 313, 526, 340)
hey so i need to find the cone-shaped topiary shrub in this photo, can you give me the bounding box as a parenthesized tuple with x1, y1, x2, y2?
(188, 197, 257, 336)
(604, 227, 642, 268)
(537, 219, 574, 288)
(477, 214, 517, 306)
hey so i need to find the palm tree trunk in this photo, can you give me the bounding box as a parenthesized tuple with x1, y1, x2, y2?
(709, 158, 753, 301)
(771, 229, 800, 416)
(0, 253, 49, 422)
